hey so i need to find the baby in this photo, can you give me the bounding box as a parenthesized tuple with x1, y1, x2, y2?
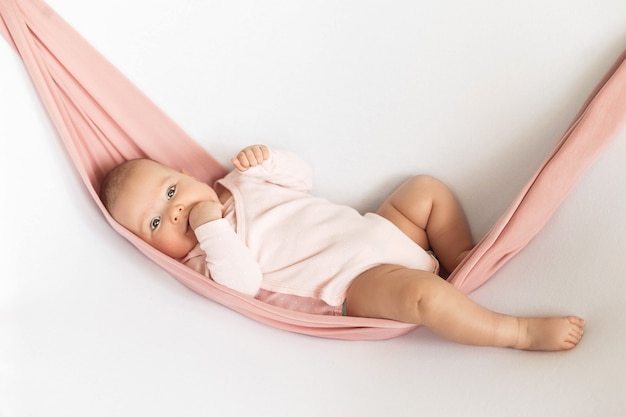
(101, 144, 585, 351)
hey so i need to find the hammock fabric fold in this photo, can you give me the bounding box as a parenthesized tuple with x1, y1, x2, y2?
(2, 0, 625, 340)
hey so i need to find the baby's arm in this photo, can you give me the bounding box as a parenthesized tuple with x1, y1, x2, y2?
(189, 201, 262, 296)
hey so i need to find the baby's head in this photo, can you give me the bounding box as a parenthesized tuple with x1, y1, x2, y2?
(100, 159, 219, 258)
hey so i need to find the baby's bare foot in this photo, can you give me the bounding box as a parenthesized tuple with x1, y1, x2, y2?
(515, 316, 585, 351)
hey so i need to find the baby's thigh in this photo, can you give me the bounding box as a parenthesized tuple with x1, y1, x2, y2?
(345, 264, 441, 323)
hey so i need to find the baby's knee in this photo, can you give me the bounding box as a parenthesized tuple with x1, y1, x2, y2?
(387, 270, 446, 321)
(409, 174, 448, 190)
(409, 175, 458, 205)
(402, 272, 451, 317)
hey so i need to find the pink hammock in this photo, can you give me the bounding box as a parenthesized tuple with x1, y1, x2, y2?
(2, 0, 625, 340)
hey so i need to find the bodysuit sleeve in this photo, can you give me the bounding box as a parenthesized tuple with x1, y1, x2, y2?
(240, 149, 313, 192)
(194, 218, 263, 296)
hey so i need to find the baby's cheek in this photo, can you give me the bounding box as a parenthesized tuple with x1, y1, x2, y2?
(154, 232, 188, 258)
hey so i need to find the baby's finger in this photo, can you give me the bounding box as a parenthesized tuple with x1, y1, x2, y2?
(232, 154, 249, 171)
(250, 145, 267, 165)
(261, 145, 270, 161)
(244, 147, 263, 167)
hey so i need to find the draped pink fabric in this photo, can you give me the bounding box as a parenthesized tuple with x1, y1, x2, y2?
(2, 0, 625, 340)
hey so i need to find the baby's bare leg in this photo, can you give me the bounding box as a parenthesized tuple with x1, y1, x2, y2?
(345, 265, 585, 351)
(377, 175, 473, 273)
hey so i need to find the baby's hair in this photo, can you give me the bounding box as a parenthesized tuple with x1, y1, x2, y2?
(99, 158, 146, 213)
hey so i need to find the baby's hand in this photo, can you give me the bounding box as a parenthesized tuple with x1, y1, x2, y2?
(231, 144, 270, 172)
(189, 201, 223, 230)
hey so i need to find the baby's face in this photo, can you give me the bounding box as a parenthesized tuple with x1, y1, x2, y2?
(110, 160, 219, 258)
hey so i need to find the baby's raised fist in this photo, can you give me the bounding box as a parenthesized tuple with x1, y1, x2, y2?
(232, 145, 270, 172)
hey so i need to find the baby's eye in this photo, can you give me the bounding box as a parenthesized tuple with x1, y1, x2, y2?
(166, 186, 176, 200)
(150, 217, 161, 230)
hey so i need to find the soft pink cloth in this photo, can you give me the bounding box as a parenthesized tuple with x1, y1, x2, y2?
(2, 0, 625, 340)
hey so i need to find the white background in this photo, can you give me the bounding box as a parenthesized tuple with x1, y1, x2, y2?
(1, 1, 626, 416)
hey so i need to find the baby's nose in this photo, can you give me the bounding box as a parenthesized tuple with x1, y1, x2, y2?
(170, 204, 184, 223)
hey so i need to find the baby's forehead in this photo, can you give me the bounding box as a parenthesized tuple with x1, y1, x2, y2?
(134, 158, 167, 170)
(129, 159, 173, 177)
(117, 159, 169, 195)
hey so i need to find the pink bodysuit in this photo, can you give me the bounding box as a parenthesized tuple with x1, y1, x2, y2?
(183, 149, 438, 312)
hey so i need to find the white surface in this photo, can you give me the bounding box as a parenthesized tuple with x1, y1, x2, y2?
(1, 1, 626, 416)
